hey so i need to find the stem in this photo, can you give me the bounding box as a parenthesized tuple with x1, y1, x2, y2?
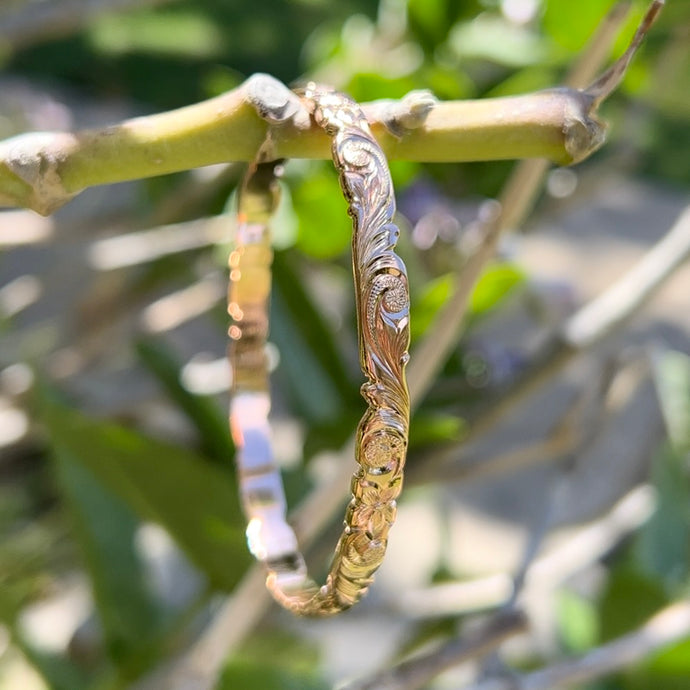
(587, 0, 666, 106)
(410, 202, 690, 484)
(1, 88, 598, 216)
(0, 2, 662, 216)
(343, 610, 528, 690)
(411, 356, 650, 487)
(562, 204, 690, 347)
(468, 600, 690, 690)
(398, 485, 656, 620)
(406, 0, 643, 407)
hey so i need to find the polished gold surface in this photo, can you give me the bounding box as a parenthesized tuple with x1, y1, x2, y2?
(229, 87, 410, 615)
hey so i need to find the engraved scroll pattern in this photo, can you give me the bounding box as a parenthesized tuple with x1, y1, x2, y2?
(263, 87, 411, 614)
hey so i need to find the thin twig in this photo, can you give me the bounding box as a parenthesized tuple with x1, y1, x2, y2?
(341, 610, 528, 690)
(406, 0, 643, 405)
(177, 569, 271, 689)
(562, 204, 690, 347)
(411, 354, 649, 487)
(457, 357, 653, 689)
(87, 216, 229, 270)
(587, 1, 666, 106)
(506, 360, 615, 606)
(467, 599, 690, 690)
(397, 484, 656, 620)
(410, 202, 690, 484)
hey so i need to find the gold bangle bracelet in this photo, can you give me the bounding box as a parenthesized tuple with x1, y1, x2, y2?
(228, 85, 410, 616)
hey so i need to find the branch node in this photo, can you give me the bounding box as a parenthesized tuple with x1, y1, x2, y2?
(364, 89, 438, 138)
(561, 0, 663, 166)
(0, 132, 77, 215)
(561, 91, 608, 165)
(243, 72, 310, 128)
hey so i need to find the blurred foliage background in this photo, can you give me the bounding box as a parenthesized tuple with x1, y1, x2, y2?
(0, 0, 689, 689)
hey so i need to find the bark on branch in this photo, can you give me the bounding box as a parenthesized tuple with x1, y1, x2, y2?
(0, 0, 662, 216)
(0, 86, 600, 216)
(343, 610, 528, 690)
(468, 601, 690, 690)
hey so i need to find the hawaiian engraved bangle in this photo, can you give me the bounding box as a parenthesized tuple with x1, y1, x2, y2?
(228, 85, 410, 616)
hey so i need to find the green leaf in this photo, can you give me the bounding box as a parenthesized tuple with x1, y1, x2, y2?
(635, 444, 690, 590)
(652, 349, 690, 453)
(53, 447, 164, 665)
(218, 659, 328, 690)
(292, 163, 351, 260)
(469, 263, 525, 319)
(272, 180, 300, 250)
(219, 630, 326, 690)
(270, 290, 343, 425)
(643, 25, 690, 117)
(637, 350, 690, 591)
(625, 673, 690, 690)
(12, 643, 92, 690)
(410, 263, 525, 343)
(486, 65, 559, 98)
(395, 616, 457, 660)
(449, 14, 552, 68)
(40, 395, 251, 592)
(408, 0, 448, 42)
(556, 589, 599, 653)
(0, 488, 71, 622)
(622, 640, 690, 690)
(271, 251, 357, 425)
(280, 465, 315, 510)
(542, 0, 617, 53)
(647, 637, 690, 676)
(347, 72, 420, 102)
(410, 272, 454, 344)
(389, 160, 422, 188)
(302, 411, 362, 462)
(598, 567, 669, 642)
(408, 411, 466, 448)
(88, 9, 224, 59)
(136, 337, 235, 465)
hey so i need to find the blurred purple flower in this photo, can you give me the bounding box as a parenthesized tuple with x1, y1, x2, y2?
(399, 178, 489, 251)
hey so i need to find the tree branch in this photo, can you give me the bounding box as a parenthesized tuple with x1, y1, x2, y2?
(0, 85, 601, 215)
(406, 0, 663, 405)
(410, 354, 650, 487)
(354, 491, 659, 690)
(396, 483, 655, 618)
(0, 0, 663, 219)
(342, 610, 528, 690)
(562, 203, 690, 347)
(468, 601, 690, 690)
(409, 201, 690, 485)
